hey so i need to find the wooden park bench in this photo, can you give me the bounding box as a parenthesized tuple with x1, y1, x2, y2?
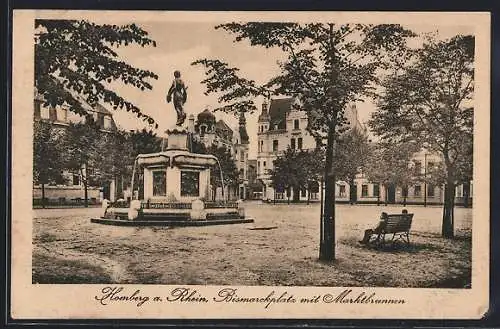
(369, 213, 414, 248)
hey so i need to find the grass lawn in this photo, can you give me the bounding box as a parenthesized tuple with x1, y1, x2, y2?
(32, 203, 472, 288)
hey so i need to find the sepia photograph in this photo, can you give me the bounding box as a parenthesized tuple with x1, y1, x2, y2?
(10, 10, 490, 319)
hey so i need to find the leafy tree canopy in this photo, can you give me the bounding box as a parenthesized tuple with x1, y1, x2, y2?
(35, 19, 159, 127)
(33, 120, 65, 185)
(193, 23, 415, 139)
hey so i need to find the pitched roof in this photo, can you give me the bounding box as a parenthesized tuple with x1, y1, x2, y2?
(93, 103, 113, 115)
(215, 119, 232, 132)
(269, 98, 294, 129)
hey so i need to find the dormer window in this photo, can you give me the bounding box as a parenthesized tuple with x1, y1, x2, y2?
(40, 105, 49, 119)
(104, 116, 112, 129)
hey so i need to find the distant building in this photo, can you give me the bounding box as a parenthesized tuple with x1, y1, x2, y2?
(246, 159, 262, 199)
(33, 90, 119, 205)
(187, 108, 250, 200)
(339, 148, 472, 206)
(256, 97, 362, 201)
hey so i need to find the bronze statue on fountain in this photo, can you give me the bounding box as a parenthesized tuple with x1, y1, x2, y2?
(166, 70, 188, 126)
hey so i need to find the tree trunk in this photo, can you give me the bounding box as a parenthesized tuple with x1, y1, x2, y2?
(84, 181, 88, 208)
(384, 185, 388, 206)
(463, 181, 470, 208)
(293, 186, 300, 203)
(320, 125, 336, 262)
(307, 188, 310, 205)
(442, 178, 455, 238)
(319, 178, 324, 257)
(349, 178, 356, 205)
(41, 183, 46, 209)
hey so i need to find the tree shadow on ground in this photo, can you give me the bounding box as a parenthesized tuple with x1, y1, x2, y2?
(32, 253, 113, 284)
(340, 237, 447, 254)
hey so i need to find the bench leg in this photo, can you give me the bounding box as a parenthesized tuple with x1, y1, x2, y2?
(379, 234, 386, 248)
(391, 233, 397, 248)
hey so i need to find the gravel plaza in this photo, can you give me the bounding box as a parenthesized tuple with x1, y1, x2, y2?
(32, 202, 472, 288)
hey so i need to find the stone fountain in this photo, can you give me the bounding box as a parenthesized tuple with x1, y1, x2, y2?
(91, 127, 253, 226)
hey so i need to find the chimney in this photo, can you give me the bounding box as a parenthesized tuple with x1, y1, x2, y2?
(188, 114, 195, 133)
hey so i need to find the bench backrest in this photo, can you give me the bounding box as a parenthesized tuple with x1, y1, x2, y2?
(383, 214, 414, 233)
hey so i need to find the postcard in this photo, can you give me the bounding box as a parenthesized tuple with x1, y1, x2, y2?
(11, 10, 490, 319)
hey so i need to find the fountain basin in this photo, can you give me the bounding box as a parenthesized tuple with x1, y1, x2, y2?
(91, 200, 254, 226)
(91, 126, 254, 227)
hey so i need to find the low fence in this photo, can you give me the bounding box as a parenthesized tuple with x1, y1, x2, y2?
(204, 201, 238, 209)
(140, 202, 192, 209)
(33, 197, 101, 208)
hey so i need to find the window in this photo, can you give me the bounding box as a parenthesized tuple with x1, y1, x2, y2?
(339, 185, 346, 197)
(427, 184, 435, 197)
(310, 181, 319, 193)
(273, 140, 278, 152)
(41, 105, 50, 119)
(240, 152, 244, 162)
(181, 171, 199, 197)
(259, 141, 264, 152)
(427, 161, 434, 172)
(290, 138, 296, 149)
(98, 113, 105, 127)
(414, 185, 422, 197)
(263, 161, 266, 167)
(257, 161, 260, 169)
(61, 108, 68, 122)
(294, 119, 300, 130)
(298, 138, 303, 150)
(414, 161, 422, 174)
(152, 171, 167, 196)
(49, 107, 57, 121)
(373, 184, 380, 197)
(361, 185, 368, 197)
(72, 174, 80, 186)
(104, 116, 112, 129)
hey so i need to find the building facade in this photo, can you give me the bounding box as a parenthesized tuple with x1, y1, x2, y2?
(255, 97, 472, 206)
(33, 90, 118, 205)
(256, 98, 363, 201)
(187, 109, 250, 201)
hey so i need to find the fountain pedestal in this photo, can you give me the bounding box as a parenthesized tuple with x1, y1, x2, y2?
(137, 126, 216, 204)
(91, 126, 254, 226)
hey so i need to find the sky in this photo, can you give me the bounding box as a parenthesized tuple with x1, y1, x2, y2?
(94, 20, 474, 159)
